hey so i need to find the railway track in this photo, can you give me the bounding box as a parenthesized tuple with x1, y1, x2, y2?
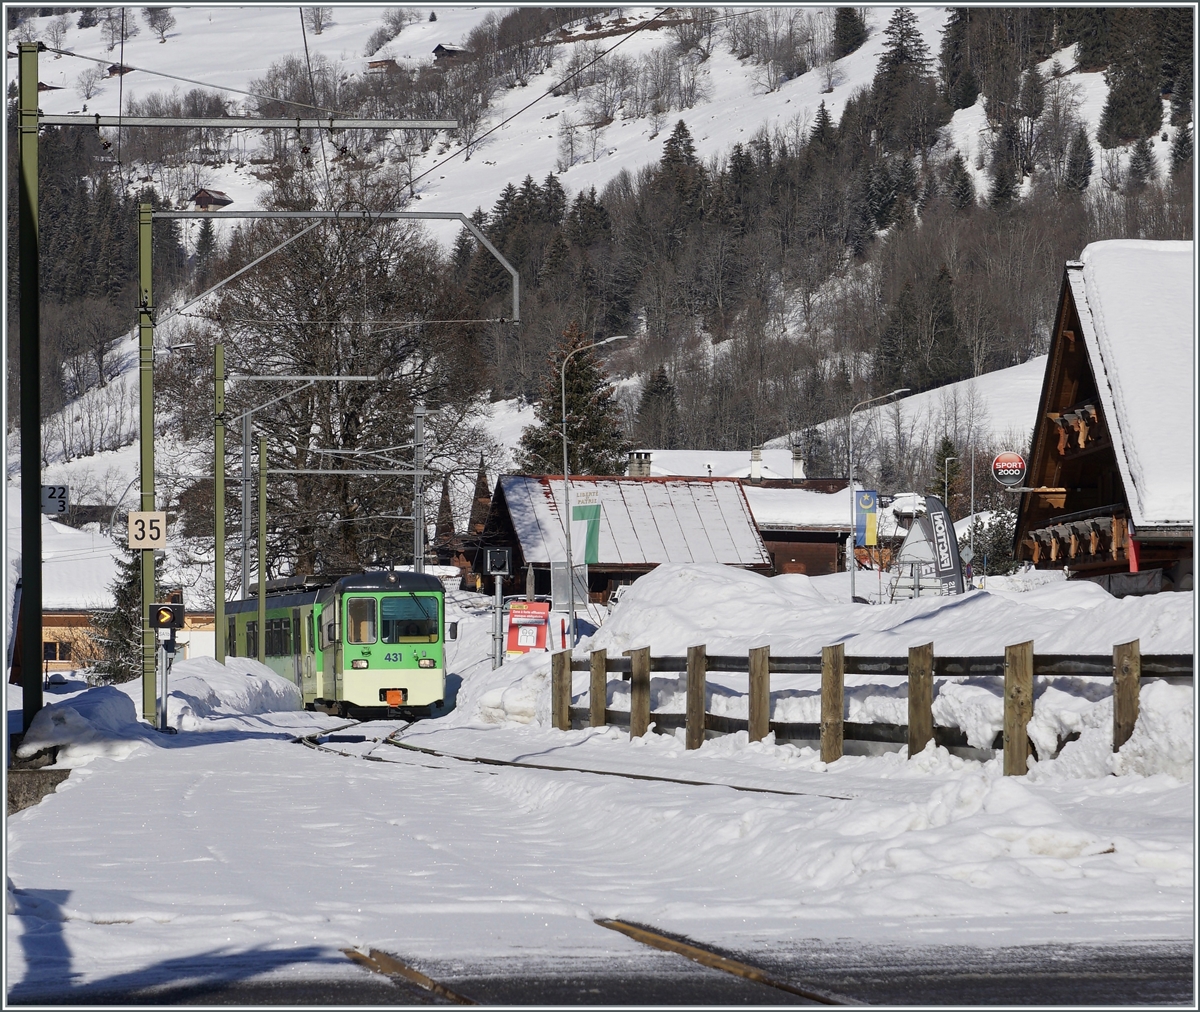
(304, 720, 865, 1003)
(295, 721, 853, 800)
(344, 924, 862, 1005)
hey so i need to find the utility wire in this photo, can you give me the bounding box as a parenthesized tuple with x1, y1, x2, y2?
(41, 45, 348, 116)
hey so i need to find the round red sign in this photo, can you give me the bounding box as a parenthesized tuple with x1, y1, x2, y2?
(991, 451, 1027, 487)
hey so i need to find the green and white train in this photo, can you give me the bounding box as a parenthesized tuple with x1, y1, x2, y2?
(225, 571, 452, 718)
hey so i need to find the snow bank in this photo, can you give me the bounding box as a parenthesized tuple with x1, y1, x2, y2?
(167, 656, 302, 730)
(14, 658, 303, 766)
(14, 686, 151, 767)
(447, 564, 1192, 779)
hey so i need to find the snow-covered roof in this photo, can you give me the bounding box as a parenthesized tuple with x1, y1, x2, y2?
(635, 449, 797, 480)
(5, 487, 121, 613)
(1069, 240, 1194, 529)
(498, 476, 771, 569)
(742, 486, 851, 531)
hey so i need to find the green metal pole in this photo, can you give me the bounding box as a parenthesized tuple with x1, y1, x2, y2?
(214, 344, 225, 663)
(257, 436, 267, 664)
(18, 43, 43, 730)
(139, 203, 156, 722)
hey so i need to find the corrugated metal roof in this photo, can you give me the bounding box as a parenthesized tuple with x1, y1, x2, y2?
(498, 476, 771, 568)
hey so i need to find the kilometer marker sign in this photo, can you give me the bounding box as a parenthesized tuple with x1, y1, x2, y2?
(991, 452, 1026, 487)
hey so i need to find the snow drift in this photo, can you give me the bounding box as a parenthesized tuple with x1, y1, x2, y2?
(15, 657, 302, 767)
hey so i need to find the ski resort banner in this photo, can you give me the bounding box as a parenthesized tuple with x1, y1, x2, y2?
(854, 490, 878, 547)
(924, 496, 965, 595)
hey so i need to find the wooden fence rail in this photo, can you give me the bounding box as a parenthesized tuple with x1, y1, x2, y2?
(549, 640, 1193, 776)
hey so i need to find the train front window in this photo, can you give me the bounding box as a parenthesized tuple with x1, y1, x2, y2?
(346, 597, 377, 644)
(381, 595, 438, 643)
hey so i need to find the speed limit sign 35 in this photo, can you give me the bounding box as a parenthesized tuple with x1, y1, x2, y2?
(128, 511, 168, 548)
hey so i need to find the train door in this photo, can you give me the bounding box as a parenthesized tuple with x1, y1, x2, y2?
(292, 607, 302, 687)
(301, 607, 317, 700)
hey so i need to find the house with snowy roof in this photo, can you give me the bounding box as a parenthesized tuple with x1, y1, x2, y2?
(477, 475, 772, 600)
(1015, 240, 1193, 595)
(625, 449, 852, 575)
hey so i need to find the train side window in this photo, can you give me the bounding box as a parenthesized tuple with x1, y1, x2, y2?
(227, 618, 237, 657)
(307, 613, 315, 653)
(246, 621, 258, 658)
(346, 597, 376, 644)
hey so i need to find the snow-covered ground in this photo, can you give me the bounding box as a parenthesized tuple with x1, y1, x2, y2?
(7, 565, 1193, 996)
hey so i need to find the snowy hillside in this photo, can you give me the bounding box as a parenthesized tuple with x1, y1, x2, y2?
(17, 6, 959, 247)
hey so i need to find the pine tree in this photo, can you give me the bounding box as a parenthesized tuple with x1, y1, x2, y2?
(194, 216, 216, 288)
(946, 152, 976, 210)
(833, 8, 868, 58)
(1171, 125, 1193, 175)
(516, 323, 628, 476)
(91, 541, 158, 684)
(809, 100, 837, 156)
(1065, 8, 1111, 71)
(960, 507, 1019, 576)
(988, 124, 1020, 211)
(1064, 125, 1094, 192)
(662, 120, 697, 167)
(634, 366, 680, 449)
(1097, 10, 1163, 147)
(76, 8, 99, 29)
(1127, 136, 1158, 188)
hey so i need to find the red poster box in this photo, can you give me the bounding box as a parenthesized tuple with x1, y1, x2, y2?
(506, 600, 551, 655)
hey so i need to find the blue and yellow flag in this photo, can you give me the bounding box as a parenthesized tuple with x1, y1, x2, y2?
(855, 490, 878, 547)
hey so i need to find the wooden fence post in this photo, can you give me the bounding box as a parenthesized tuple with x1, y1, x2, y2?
(907, 642, 934, 757)
(820, 644, 844, 763)
(1003, 640, 1034, 776)
(629, 646, 651, 738)
(589, 649, 607, 726)
(551, 649, 571, 731)
(686, 644, 706, 750)
(748, 645, 770, 742)
(1113, 639, 1140, 752)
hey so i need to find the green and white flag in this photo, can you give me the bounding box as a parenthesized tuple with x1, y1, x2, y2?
(570, 490, 601, 565)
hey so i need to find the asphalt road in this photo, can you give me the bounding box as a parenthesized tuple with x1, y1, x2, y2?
(9, 941, 1194, 1005)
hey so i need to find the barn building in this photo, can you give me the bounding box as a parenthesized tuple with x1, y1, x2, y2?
(475, 475, 772, 599)
(1014, 240, 1193, 595)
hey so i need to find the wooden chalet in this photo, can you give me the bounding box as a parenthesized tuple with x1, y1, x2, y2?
(1015, 240, 1193, 595)
(189, 188, 233, 210)
(432, 44, 468, 62)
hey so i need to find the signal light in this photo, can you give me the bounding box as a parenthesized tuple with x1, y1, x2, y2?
(149, 603, 184, 629)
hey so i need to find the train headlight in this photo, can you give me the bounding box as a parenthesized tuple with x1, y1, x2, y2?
(351, 659, 369, 669)
(418, 658, 436, 669)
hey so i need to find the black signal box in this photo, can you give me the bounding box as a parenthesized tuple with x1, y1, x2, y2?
(484, 548, 511, 576)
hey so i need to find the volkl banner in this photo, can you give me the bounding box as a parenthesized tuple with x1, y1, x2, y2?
(923, 496, 965, 595)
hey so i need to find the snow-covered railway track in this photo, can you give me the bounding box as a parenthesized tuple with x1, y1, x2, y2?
(294, 723, 853, 800)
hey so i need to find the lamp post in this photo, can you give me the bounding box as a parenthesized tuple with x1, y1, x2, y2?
(944, 456, 958, 506)
(848, 388, 909, 603)
(561, 334, 629, 648)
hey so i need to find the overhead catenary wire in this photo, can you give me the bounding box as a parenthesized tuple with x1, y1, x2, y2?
(298, 7, 333, 202)
(406, 6, 673, 193)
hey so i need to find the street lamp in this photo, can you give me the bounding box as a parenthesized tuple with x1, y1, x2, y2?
(561, 334, 630, 648)
(944, 456, 958, 506)
(847, 388, 909, 603)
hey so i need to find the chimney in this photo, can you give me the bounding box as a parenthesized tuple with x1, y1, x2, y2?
(792, 447, 806, 480)
(750, 446, 763, 483)
(627, 450, 652, 477)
